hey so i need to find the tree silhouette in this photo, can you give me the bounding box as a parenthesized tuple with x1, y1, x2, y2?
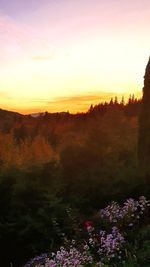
(138, 57, 150, 173)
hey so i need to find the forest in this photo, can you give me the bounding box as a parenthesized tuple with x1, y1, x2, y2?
(1, 92, 150, 267)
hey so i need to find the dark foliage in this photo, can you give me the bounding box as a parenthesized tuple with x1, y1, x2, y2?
(138, 57, 150, 174)
(0, 96, 148, 267)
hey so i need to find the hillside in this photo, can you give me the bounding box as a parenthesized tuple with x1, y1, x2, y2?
(0, 97, 147, 267)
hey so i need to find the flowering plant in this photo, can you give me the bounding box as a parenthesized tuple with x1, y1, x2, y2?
(24, 196, 150, 267)
(100, 196, 150, 229)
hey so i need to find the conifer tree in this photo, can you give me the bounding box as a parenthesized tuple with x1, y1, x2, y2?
(138, 57, 150, 172)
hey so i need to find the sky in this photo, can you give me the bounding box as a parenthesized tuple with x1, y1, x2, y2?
(0, 0, 150, 114)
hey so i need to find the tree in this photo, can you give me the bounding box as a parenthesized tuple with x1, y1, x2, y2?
(138, 57, 150, 173)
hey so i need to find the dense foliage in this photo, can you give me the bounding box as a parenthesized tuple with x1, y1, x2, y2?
(1, 97, 150, 267)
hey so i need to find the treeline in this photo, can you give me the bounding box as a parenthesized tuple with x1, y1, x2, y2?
(0, 96, 141, 169)
(0, 96, 147, 267)
(88, 94, 141, 116)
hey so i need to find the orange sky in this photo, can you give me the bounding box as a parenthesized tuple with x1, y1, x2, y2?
(0, 0, 149, 114)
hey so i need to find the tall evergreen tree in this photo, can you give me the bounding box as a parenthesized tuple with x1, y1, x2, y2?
(138, 57, 150, 173)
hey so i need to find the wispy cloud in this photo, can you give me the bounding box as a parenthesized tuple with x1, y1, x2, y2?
(0, 13, 52, 60)
(48, 92, 122, 105)
(32, 55, 53, 61)
(48, 95, 101, 104)
(0, 14, 29, 43)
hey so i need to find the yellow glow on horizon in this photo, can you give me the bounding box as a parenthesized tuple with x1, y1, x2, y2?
(0, 0, 149, 113)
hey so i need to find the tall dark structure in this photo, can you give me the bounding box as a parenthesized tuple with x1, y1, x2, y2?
(138, 57, 150, 173)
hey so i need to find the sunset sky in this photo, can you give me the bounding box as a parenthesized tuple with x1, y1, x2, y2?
(0, 0, 150, 113)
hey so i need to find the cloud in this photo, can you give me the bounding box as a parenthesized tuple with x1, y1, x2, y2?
(0, 13, 36, 63)
(48, 92, 121, 105)
(29, 99, 49, 103)
(48, 95, 100, 104)
(0, 14, 29, 43)
(32, 55, 53, 61)
(0, 13, 48, 57)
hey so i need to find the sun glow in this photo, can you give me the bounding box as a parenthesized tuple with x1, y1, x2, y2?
(0, 0, 149, 113)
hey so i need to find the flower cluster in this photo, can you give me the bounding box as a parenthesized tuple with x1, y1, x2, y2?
(24, 196, 150, 267)
(24, 254, 48, 267)
(46, 247, 93, 267)
(98, 226, 125, 262)
(84, 226, 125, 265)
(100, 196, 150, 227)
(24, 247, 92, 267)
(100, 201, 121, 224)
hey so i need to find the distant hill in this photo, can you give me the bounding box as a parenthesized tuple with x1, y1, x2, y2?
(0, 95, 141, 123)
(0, 108, 22, 118)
